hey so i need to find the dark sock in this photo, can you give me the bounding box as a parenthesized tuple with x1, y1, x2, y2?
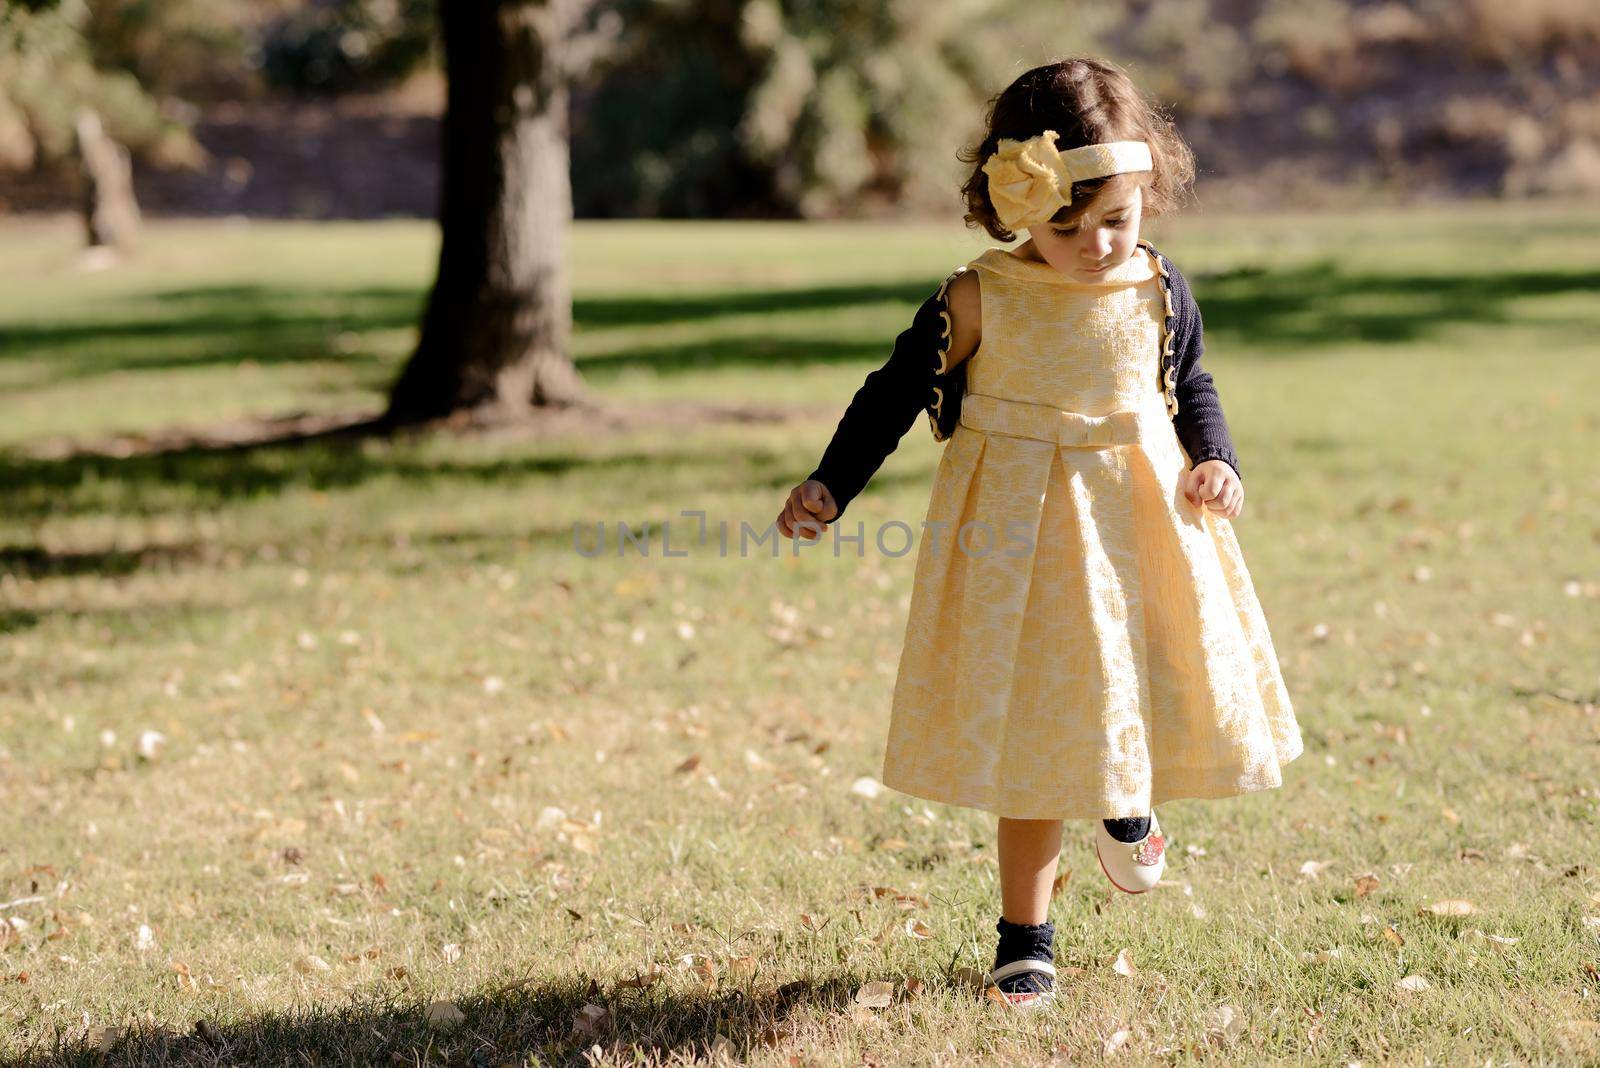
(1102, 815, 1151, 843)
(992, 916, 1055, 994)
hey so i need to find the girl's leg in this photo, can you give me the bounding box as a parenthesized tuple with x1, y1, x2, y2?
(997, 816, 1063, 924)
(991, 816, 1063, 1000)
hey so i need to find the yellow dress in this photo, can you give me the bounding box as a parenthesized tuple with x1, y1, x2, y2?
(879, 242, 1303, 821)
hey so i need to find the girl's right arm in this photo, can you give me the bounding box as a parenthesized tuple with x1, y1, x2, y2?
(778, 271, 980, 539)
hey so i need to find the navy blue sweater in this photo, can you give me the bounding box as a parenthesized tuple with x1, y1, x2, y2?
(806, 242, 1241, 522)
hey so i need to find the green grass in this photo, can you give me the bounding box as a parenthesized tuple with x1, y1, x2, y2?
(1, 204, 1599, 1066)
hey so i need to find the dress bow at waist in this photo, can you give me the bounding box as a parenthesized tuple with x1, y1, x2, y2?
(958, 392, 1167, 447)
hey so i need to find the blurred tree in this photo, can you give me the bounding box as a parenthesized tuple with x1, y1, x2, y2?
(0, 0, 201, 249)
(257, 0, 434, 95)
(81, 0, 260, 100)
(575, 0, 1103, 219)
(384, 0, 621, 424)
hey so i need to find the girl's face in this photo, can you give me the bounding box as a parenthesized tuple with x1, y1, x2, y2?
(1025, 181, 1144, 282)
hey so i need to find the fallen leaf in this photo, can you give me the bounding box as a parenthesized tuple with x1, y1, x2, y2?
(854, 980, 895, 1008)
(1299, 859, 1334, 879)
(293, 954, 331, 974)
(903, 919, 932, 940)
(1394, 974, 1430, 991)
(614, 963, 663, 989)
(426, 1000, 466, 1026)
(1299, 947, 1343, 964)
(951, 966, 987, 991)
(1111, 947, 1137, 976)
(135, 731, 167, 761)
(571, 1003, 609, 1038)
(1204, 1003, 1245, 1043)
(850, 777, 883, 799)
(1467, 929, 1520, 950)
(1419, 900, 1477, 918)
(95, 1026, 123, 1053)
(1103, 1028, 1133, 1055)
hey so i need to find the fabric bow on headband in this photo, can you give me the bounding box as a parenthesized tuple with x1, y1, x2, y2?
(981, 131, 1153, 233)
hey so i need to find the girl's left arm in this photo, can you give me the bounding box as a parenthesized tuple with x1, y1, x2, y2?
(1164, 261, 1242, 483)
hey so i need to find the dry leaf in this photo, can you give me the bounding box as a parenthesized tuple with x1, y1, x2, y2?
(903, 919, 932, 940)
(1299, 859, 1334, 879)
(135, 730, 167, 761)
(293, 954, 331, 974)
(1419, 900, 1477, 918)
(854, 980, 895, 1008)
(690, 957, 716, 987)
(1467, 929, 1520, 950)
(95, 1026, 123, 1053)
(425, 1000, 466, 1026)
(850, 777, 883, 799)
(951, 966, 987, 991)
(570, 1003, 609, 1037)
(1394, 974, 1430, 991)
(1353, 873, 1380, 898)
(1111, 948, 1137, 976)
(615, 963, 663, 989)
(1300, 947, 1343, 964)
(1103, 1028, 1133, 1055)
(799, 913, 828, 933)
(1205, 1003, 1245, 1043)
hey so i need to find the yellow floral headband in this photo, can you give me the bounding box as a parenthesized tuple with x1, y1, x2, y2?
(981, 132, 1153, 233)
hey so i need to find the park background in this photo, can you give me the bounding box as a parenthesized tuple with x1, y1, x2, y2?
(2, 1, 1599, 1065)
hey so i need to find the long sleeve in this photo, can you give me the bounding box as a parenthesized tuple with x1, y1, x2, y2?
(1163, 260, 1242, 482)
(805, 287, 950, 522)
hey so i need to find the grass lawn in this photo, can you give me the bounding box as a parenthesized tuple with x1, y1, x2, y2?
(1, 204, 1599, 1065)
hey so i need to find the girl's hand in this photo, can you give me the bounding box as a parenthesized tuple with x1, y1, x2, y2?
(1182, 460, 1243, 519)
(777, 480, 839, 540)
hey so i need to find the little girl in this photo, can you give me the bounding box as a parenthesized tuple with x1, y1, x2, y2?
(777, 57, 1303, 1009)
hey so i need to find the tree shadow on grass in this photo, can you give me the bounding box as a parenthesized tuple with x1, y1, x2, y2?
(0, 280, 936, 389)
(0, 410, 809, 524)
(5, 263, 1595, 397)
(1, 971, 960, 1067)
(1193, 261, 1600, 347)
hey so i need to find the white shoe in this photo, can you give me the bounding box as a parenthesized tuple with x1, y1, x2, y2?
(1095, 811, 1166, 894)
(985, 958, 1057, 1009)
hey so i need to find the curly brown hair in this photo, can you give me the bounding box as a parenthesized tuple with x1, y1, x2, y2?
(959, 57, 1196, 243)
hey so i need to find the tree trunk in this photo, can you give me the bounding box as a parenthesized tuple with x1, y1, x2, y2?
(385, 1, 589, 425)
(74, 108, 141, 251)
